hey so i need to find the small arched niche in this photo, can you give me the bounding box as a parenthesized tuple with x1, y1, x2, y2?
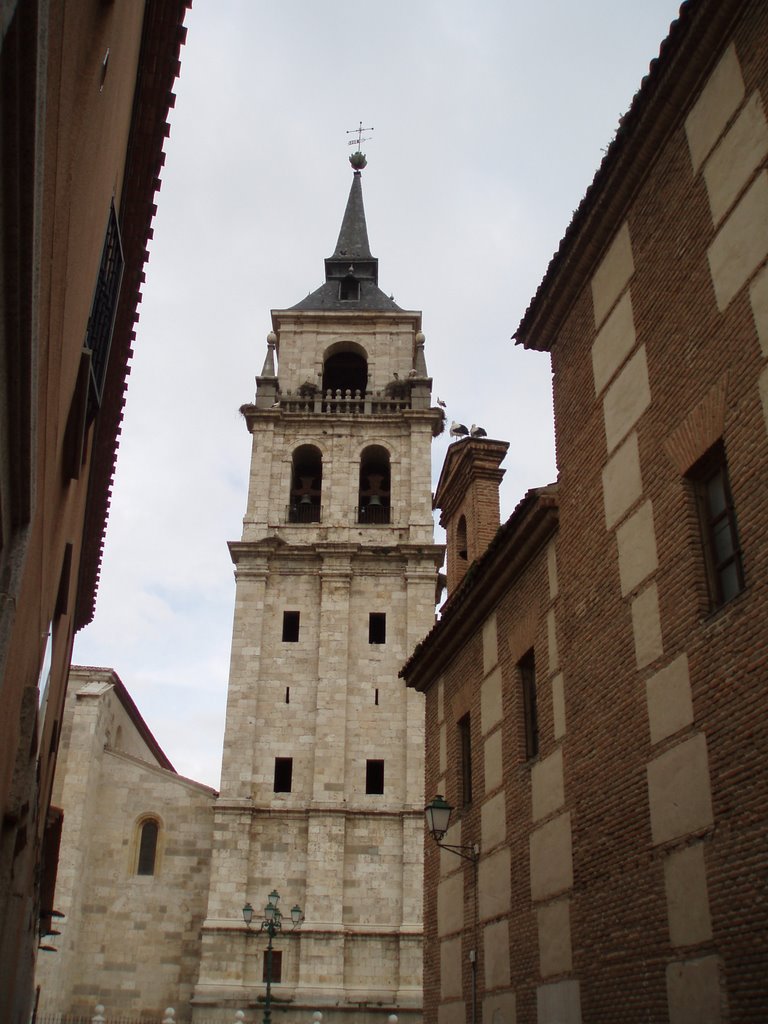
(289, 444, 322, 522)
(358, 445, 391, 524)
(322, 342, 368, 397)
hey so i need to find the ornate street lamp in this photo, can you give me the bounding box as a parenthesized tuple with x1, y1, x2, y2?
(243, 890, 304, 1024)
(424, 795, 478, 861)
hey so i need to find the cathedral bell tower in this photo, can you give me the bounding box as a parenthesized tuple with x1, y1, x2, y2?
(192, 154, 444, 1024)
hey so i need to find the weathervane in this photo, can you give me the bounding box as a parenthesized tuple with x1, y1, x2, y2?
(346, 121, 373, 170)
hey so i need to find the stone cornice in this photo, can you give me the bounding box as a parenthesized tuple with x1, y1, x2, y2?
(271, 308, 422, 332)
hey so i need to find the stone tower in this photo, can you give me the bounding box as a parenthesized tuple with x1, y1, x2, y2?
(192, 156, 444, 1024)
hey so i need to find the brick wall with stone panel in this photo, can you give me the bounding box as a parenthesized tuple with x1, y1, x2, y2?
(515, 1, 768, 1020)
(407, 2, 768, 1023)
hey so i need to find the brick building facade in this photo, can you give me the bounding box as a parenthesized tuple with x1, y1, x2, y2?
(402, 0, 768, 1021)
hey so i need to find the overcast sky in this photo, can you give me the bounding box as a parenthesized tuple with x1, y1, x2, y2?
(73, 0, 683, 788)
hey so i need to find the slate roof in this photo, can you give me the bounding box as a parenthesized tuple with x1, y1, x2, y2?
(289, 169, 402, 313)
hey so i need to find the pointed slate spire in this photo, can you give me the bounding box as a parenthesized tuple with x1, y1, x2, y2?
(289, 157, 401, 313)
(331, 171, 372, 262)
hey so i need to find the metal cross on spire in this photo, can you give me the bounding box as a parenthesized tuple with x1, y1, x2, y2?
(346, 122, 373, 171)
(346, 121, 374, 149)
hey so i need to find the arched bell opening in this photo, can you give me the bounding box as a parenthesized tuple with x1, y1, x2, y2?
(322, 345, 368, 398)
(358, 445, 391, 524)
(289, 444, 322, 523)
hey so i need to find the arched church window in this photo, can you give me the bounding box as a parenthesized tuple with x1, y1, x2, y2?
(322, 347, 367, 397)
(289, 445, 322, 523)
(358, 446, 391, 524)
(136, 818, 160, 876)
(456, 515, 468, 561)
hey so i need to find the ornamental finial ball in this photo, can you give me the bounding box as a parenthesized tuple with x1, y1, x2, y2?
(349, 151, 367, 171)
(267, 332, 277, 344)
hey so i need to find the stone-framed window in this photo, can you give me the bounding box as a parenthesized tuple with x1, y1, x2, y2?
(688, 442, 744, 609)
(136, 817, 160, 876)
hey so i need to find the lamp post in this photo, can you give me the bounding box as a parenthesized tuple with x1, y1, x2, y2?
(425, 796, 479, 1024)
(243, 890, 304, 1024)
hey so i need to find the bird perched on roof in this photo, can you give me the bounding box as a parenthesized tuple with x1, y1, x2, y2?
(436, 397, 447, 408)
(470, 424, 487, 437)
(450, 421, 469, 438)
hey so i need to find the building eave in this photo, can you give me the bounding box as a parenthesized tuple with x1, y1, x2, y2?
(75, 0, 191, 630)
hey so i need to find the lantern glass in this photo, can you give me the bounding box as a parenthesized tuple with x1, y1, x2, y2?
(242, 902, 254, 926)
(425, 795, 453, 840)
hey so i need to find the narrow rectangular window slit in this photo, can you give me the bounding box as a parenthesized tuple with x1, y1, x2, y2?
(282, 610, 300, 642)
(520, 649, 539, 760)
(274, 757, 293, 793)
(374, 688, 379, 706)
(285, 687, 290, 704)
(366, 759, 384, 794)
(688, 442, 744, 609)
(458, 713, 472, 805)
(369, 612, 386, 644)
